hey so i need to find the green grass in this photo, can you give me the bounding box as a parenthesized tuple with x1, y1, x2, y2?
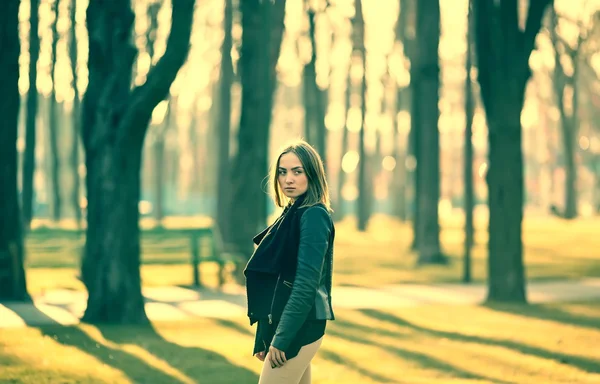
(1, 301, 599, 383)
(24, 214, 600, 295)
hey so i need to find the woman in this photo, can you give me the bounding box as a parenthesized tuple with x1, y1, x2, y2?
(244, 140, 335, 384)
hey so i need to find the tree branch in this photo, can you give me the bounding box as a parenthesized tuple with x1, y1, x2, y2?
(522, 0, 554, 60)
(126, 0, 195, 136)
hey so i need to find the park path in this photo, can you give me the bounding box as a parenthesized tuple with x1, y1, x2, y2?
(1, 278, 599, 328)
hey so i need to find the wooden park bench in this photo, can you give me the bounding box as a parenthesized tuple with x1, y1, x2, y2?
(25, 225, 245, 288)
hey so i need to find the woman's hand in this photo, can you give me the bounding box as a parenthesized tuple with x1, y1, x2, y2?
(268, 345, 287, 368)
(254, 351, 266, 361)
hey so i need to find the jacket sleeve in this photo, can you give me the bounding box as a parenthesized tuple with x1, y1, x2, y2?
(270, 206, 331, 352)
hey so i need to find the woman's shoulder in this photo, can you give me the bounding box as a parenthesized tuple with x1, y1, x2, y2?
(300, 204, 333, 229)
(301, 203, 331, 216)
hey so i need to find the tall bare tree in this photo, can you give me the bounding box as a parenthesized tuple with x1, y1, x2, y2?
(23, 0, 40, 228)
(0, 0, 30, 301)
(48, 0, 62, 222)
(304, 7, 327, 162)
(80, 0, 195, 323)
(463, 0, 475, 282)
(144, 1, 165, 222)
(414, 0, 444, 264)
(334, 70, 351, 221)
(473, 0, 553, 302)
(549, 9, 588, 219)
(227, 0, 286, 260)
(392, 0, 415, 222)
(69, 0, 82, 228)
(354, 0, 369, 231)
(215, 0, 234, 238)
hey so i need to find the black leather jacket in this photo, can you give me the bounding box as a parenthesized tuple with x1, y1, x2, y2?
(269, 205, 335, 352)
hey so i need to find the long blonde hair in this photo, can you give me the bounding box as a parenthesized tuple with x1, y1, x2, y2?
(269, 139, 332, 211)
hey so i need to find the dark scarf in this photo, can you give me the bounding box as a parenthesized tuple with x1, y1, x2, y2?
(244, 194, 306, 276)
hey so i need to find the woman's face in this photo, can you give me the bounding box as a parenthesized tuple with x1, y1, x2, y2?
(277, 152, 309, 199)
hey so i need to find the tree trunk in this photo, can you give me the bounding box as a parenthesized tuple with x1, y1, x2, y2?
(474, 0, 552, 302)
(80, 0, 194, 324)
(392, 89, 409, 221)
(334, 72, 351, 221)
(49, 0, 61, 222)
(303, 51, 314, 144)
(0, 0, 30, 302)
(560, 116, 578, 218)
(153, 103, 170, 223)
(308, 10, 327, 163)
(414, 0, 444, 264)
(486, 107, 526, 301)
(82, 145, 148, 322)
(399, 0, 419, 249)
(23, 0, 40, 228)
(392, 0, 413, 222)
(410, 89, 420, 250)
(70, 0, 82, 228)
(392, 142, 408, 220)
(595, 157, 600, 213)
(464, 0, 475, 282)
(227, 0, 286, 257)
(354, 0, 369, 232)
(216, 0, 233, 237)
(551, 10, 579, 219)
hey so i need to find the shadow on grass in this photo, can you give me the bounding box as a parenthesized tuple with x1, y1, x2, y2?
(319, 348, 400, 383)
(326, 325, 510, 384)
(38, 324, 186, 383)
(2, 302, 62, 327)
(4, 304, 257, 383)
(360, 308, 600, 374)
(97, 323, 258, 384)
(485, 302, 600, 332)
(212, 318, 254, 337)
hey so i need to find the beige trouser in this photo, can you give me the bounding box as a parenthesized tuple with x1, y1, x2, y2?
(258, 337, 323, 384)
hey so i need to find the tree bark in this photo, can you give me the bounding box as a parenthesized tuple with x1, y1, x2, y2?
(216, 0, 233, 237)
(474, 0, 552, 302)
(70, 0, 82, 228)
(307, 9, 327, 163)
(464, 0, 475, 282)
(227, 0, 286, 257)
(595, 157, 600, 213)
(23, 0, 40, 228)
(550, 10, 579, 219)
(153, 102, 170, 223)
(146, 3, 164, 223)
(303, 43, 314, 145)
(49, 0, 62, 222)
(392, 0, 413, 222)
(0, 0, 30, 302)
(401, 0, 420, 250)
(414, 0, 444, 264)
(354, 0, 369, 232)
(80, 0, 194, 324)
(334, 72, 351, 221)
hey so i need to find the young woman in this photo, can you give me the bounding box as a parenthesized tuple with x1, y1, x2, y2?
(244, 140, 335, 384)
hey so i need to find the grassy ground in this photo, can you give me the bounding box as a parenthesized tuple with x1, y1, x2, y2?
(25, 214, 600, 295)
(1, 301, 599, 383)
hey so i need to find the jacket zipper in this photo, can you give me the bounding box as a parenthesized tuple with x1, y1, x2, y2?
(268, 274, 281, 324)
